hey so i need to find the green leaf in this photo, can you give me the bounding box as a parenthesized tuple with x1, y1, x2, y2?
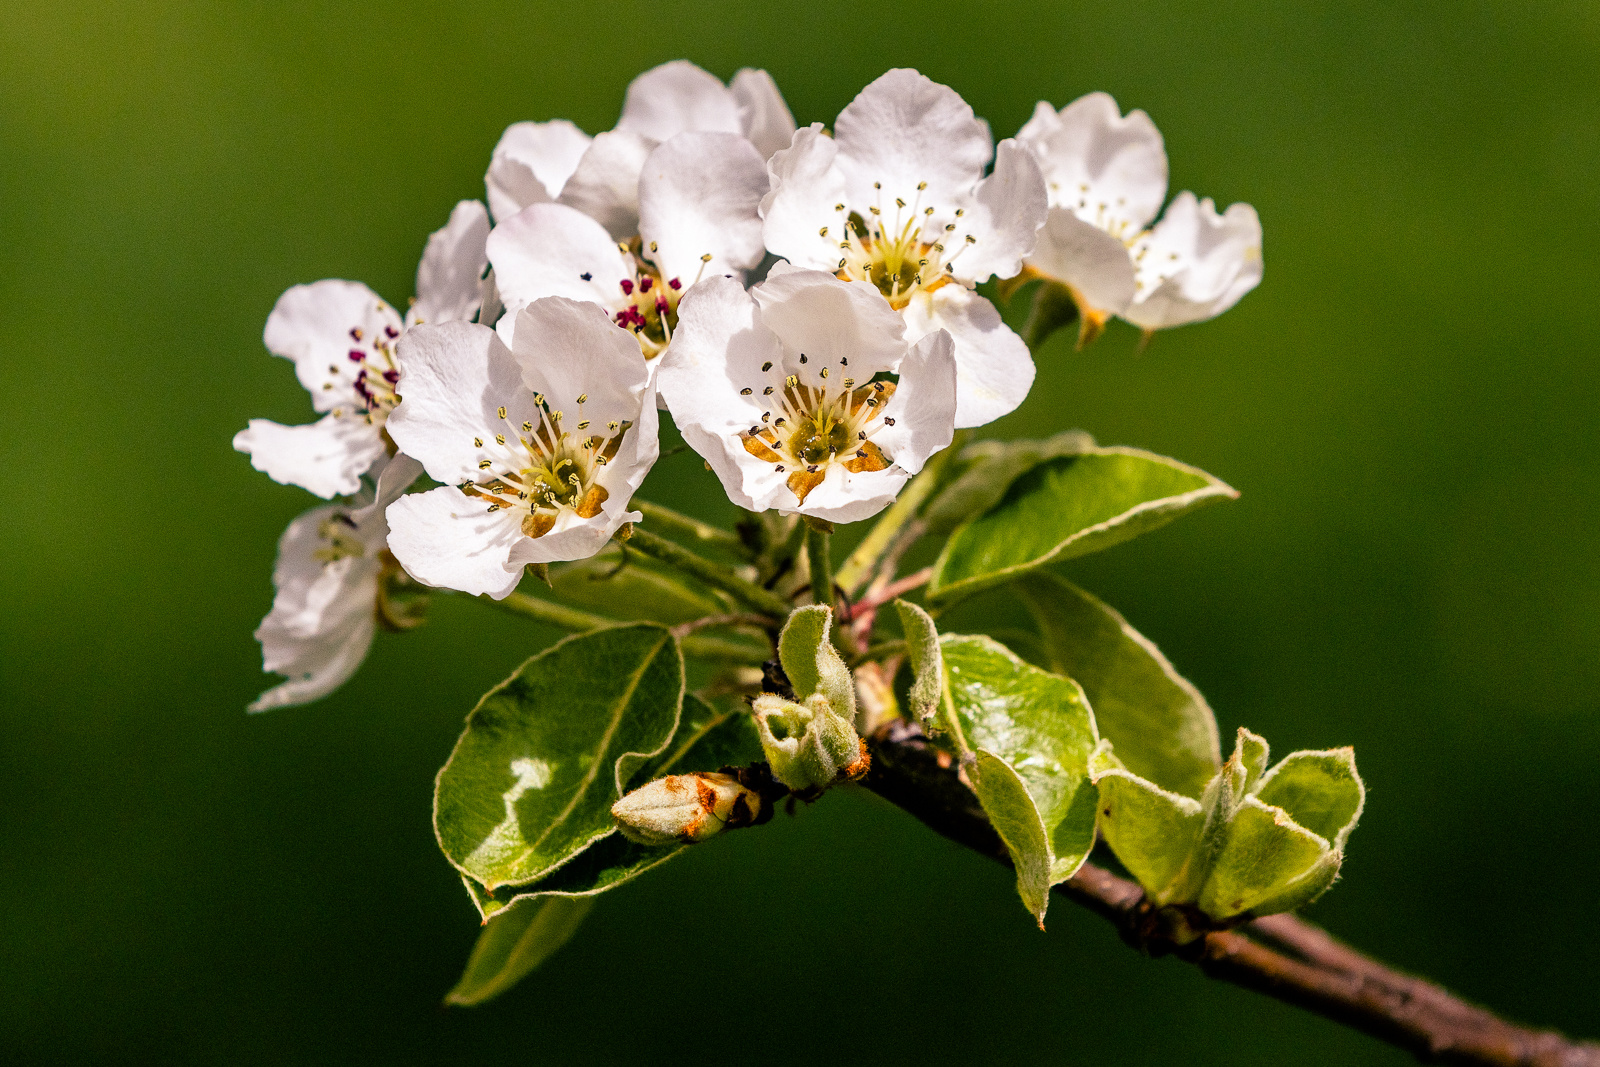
(1017, 574, 1220, 798)
(942, 634, 1100, 925)
(445, 896, 594, 1007)
(550, 546, 730, 624)
(435, 624, 684, 893)
(778, 605, 854, 719)
(894, 599, 943, 727)
(1091, 766, 1205, 906)
(922, 431, 1097, 534)
(927, 447, 1239, 608)
(1197, 797, 1333, 920)
(1255, 748, 1365, 850)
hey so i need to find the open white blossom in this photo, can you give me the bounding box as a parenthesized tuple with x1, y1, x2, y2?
(486, 60, 794, 235)
(487, 131, 769, 358)
(385, 299, 658, 599)
(761, 68, 1046, 430)
(250, 453, 424, 713)
(233, 200, 492, 499)
(1017, 92, 1262, 342)
(659, 267, 956, 523)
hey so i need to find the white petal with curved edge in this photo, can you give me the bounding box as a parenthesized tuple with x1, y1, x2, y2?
(781, 464, 908, 523)
(250, 610, 375, 712)
(409, 200, 489, 328)
(387, 322, 528, 486)
(730, 68, 796, 158)
(750, 267, 906, 375)
(872, 329, 956, 472)
(617, 60, 741, 142)
(833, 69, 993, 217)
(1027, 207, 1139, 317)
(233, 414, 387, 499)
(357, 452, 425, 528)
(556, 129, 655, 240)
(485, 119, 592, 221)
(639, 132, 769, 284)
(509, 299, 652, 427)
(902, 286, 1034, 430)
(956, 139, 1048, 283)
(760, 124, 849, 272)
(264, 280, 402, 412)
(1018, 93, 1167, 235)
(1125, 194, 1263, 330)
(487, 203, 632, 342)
(386, 487, 528, 599)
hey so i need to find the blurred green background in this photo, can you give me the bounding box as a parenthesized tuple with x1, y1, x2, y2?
(4, 1, 1598, 1063)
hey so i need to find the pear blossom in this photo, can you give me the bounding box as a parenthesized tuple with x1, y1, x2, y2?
(249, 453, 424, 712)
(1016, 92, 1262, 343)
(488, 131, 769, 359)
(486, 60, 795, 235)
(760, 69, 1046, 429)
(234, 200, 493, 499)
(385, 298, 659, 599)
(659, 267, 956, 523)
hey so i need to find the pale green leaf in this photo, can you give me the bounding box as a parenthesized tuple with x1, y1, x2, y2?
(1197, 796, 1332, 920)
(1017, 574, 1220, 798)
(1255, 748, 1366, 850)
(550, 546, 731, 624)
(445, 896, 594, 1007)
(972, 751, 1053, 926)
(894, 599, 943, 727)
(435, 624, 684, 892)
(922, 431, 1097, 534)
(777, 605, 854, 720)
(1092, 766, 1205, 906)
(927, 447, 1238, 607)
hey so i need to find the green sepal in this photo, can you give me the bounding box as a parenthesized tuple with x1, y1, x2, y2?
(894, 599, 943, 728)
(778, 605, 855, 721)
(922, 431, 1097, 535)
(444, 896, 594, 1007)
(1016, 574, 1220, 798)
(926, 446, 1239, 608)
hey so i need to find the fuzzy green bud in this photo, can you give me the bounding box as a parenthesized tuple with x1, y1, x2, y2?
(751, 692, 868, 793)
(611, 772, 765, 847)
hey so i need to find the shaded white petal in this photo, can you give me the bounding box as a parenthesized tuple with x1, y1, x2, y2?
(485, 119, 593, 221)
(263, 280, 402, 412)
(486, 203, 632, 340)
(638, 132, 769, 283)
(730, 68, 796, 158)
(1026, 207, 1139, 317)
(354, 452, 425, 530)
(833, 69, 993, 215)
(385, 487, 527, 599)
(872, 329, 956, 471)
(408, 200, 489, 328)
(556, 129, 655, 240)
(617, 60, 741, 142)
(955, 139, 1048, 283)
(903, 287, 1033, 430)
(759, 124, 849, 272)
(387, 322, 527, 486)
(1019, 93, 1167, 234)
(750, 267, 906, 375)
(1125, 194, 1263, 330)
(509, 298, 653, 429)
(250, 613, 375, 712)
(783, 464, 908, 524)
(233, 414, 386, 499)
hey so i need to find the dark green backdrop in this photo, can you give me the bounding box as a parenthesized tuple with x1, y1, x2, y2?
(4, 1, 1597, 1063)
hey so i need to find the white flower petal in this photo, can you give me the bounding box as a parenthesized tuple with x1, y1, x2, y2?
(730, 68, 797, 159)
(486, 202, 633, 344)
(1026, 206, 1139, 317)
(616, 60, 742, 142)
(556, 129, 656, 240)
(1018, 93, 1167, 235)
(387, 322, 528, 486)
(638, 132, 769, 284)
(782, 464, 908, 524)
(1125, 193, 1263, 330)
(386, 486, 527, 599)
(759, 124, 849, 272)
(903, 286, 1035, 430)
(955, 138, 1048, 283)
(750, 267, 906, 375)
(263, 280, 402, 412)
(485, 119, 593, 221)
(509, 298, 653, 429)
(357, 451, 425, 526)
(233, 414, 387, 499)
(250, 613, 375, 712)
(872, 328, 956, 471)
(408, 200, 489, 328)
(833, 69, 993, 215)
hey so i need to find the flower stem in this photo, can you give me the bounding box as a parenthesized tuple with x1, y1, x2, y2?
(633, 500, 749, 556)
(835, 432, 969, 596)
(624, 526, 793, 619)
(488, 591, 767, 662)
(806, 526, 832, 609)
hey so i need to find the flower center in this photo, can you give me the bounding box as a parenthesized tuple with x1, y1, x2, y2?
(326, 321, 402, 424)
(737, 355, 898, 505)
(313, 513, 366, 563)
(609, 240, 700, 359)
(829, 182, 973, 310)
(463, 397, 633, 538)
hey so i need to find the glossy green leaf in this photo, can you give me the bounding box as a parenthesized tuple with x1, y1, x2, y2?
(549, 545, 730, 624)
(1017, 574, 1220, 798)
(1255, 748, 1365, 849)
(1197, 797, 1332, 920)
(894, 599, 943, 727)
(435, 624, 684, 892)
(942, 634, 1099, 925)
(927, 447, 1239, 607)
(445, 896, 594, 1007)
(922, 431, 1097, 534)
(778, 606, 854, 719)
(1092, 766, 1204, 906)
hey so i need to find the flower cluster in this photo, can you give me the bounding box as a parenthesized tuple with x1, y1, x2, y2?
(235, 62, 1262, 709)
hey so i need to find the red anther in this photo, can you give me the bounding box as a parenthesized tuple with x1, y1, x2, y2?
(348, 349, 365, 361)
(668, 278, 682, 290)
(639, 276, 653, 293)
(620, 279, 635, 296)
(384, 326, 399, 339)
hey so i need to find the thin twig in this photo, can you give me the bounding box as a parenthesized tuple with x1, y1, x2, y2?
(669, 613, 779, 639)
(634, 500, 749, 556)
(624, 527, 793, 619)
(844, 567, 933, 621)
(835, 434, 966, 596)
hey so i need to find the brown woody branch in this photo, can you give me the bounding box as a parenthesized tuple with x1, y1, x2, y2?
(864, 720, 1600, 1067)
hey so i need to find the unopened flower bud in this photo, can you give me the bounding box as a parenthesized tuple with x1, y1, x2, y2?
(611, 772, 765, 847)
(751, 692, 869, 793)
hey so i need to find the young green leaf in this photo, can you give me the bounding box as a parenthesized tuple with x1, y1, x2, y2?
(1017, 574, 1220, 798)
(894, 599, 943, 727)
(445, 896, 595, 1007)
(777, 605, 855, 720)
(922, 431, 1097, 534)
(1196, 797, 1332, 920)
(434, 624, 685, 893)
(972, 752, 1054, 925)
(1091, 766, 1205, 906)
(1255, 748, 1365, 850)
(927, 447, 1238, 608)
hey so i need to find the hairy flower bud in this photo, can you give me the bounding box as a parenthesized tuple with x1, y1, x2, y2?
(751, 692, 868, 793)
(611, 772, 765, 847)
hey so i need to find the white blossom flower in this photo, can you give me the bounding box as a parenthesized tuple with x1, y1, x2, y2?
(760, 68, 1046, 429)
(487, 131, 769, 359)
(1016, 92, 1262, 343)
(486, 60, 794, 235)
(249, 453, 424, 713)
(658, 267, 956, 523)
(384, 298, 658, 599)
(233, 200, 492, 499)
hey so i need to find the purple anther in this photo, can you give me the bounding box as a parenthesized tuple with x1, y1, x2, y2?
(384, 326, 399, 339)
(639, 276, 653, 293)
(619, 279, 635, 296)
(348, 349, 365, 362)
(668, 278, 682, 290)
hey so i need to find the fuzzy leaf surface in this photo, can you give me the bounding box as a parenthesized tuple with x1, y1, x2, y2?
(1255, 748, 1365, 849)
(445, 896, 594, 1007)
(895, 599, 943, 727)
